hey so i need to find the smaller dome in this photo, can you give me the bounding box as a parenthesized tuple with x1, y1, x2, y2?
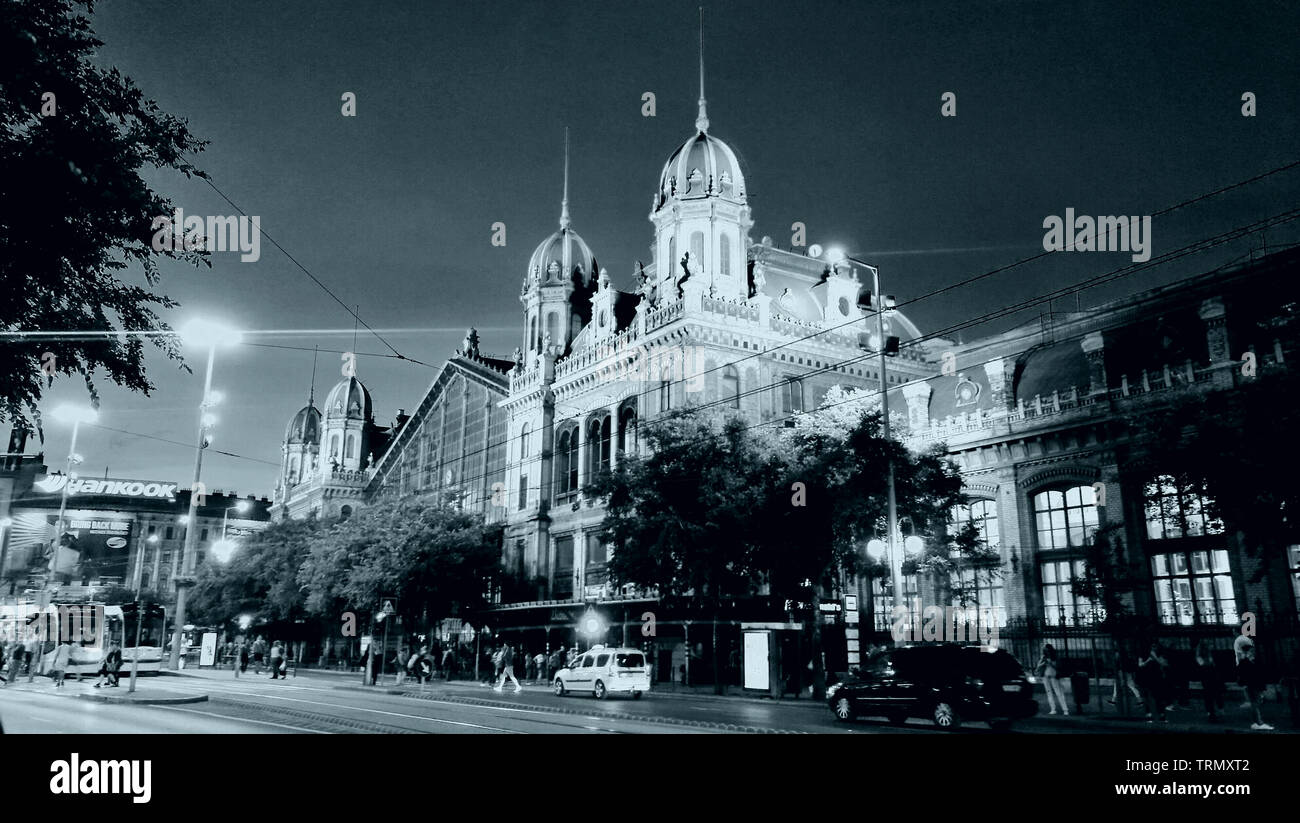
(285, 404, 321, 445)
(323, 377, 372, 421)
(656, 131, 746, 208)
(527, 227, 597, 284)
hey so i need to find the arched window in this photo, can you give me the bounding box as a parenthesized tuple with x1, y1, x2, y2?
(288, 455, 299, 481)
(952, 500, 1000, 551)
(1033, 486, 1099, 549)
(330, 434, 341, 460)
(345, 434, 356, 460)
(519, 424, 530, 459)
(529, 316, 538, 352)
(690, 231, 705, 272)
(617, 404, 637, 453)
(720, 233, 731, 276)
(659, 370, 673, 414)
(555, 427, 579, 499)
(546, 313, 560, 348)
(668, 236, 676, 274)
(780, 377, 803, 415)
(586, 415, 612, 479)
(340, 505, 353, 521)
(722, 365, 740, 408)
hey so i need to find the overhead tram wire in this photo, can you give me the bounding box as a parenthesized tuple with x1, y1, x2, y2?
(198, 176, 434, 369)
(84, 422, 282, 467)
(367, 209, 1300, 497)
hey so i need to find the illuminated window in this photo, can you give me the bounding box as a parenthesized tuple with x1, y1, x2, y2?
(951, 567, 1007, 627)
(871, 574, 919, 632)
(1144, 475, 1223, 539)
(1033, 486, 1099, 549)
(1290, 545, 1300, 614)
(1151, 549, 1237, 626)
(1040, 559, 1103, 626)
(951, 500, 1000, 551)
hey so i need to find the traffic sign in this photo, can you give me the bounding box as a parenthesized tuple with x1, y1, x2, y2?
(380, 598, 397, 617)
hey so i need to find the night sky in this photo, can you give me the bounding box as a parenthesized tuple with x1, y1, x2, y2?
(34, 0, 1300, 497)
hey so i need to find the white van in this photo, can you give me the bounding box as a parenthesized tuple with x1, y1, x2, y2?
(553, 645, 651, 699)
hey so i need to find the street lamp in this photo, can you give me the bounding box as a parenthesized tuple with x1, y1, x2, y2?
(212, 499, 251, 564)
(47, 403, 98, 585)
(827, 248, 905, 640)
(169, 317, 242, 670)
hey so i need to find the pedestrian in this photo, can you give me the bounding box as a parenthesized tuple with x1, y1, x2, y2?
(1037, 642, 1068, 716)
(1235, 638, 1273, 731)
(93, 642, 123, 688)
(237, 639, 249, 675)
(251, 635, 267, 674)
(494, 643, 521, 693)
(1136, 642, 1170, 722)
(269, 640, 285, 680)
(1194, 641, 1223, 722)
(441, 646, 455, 680)
(50, 640, 73, 688)
(1108, 643, 1143, 707)
(533, 651, 547, 684)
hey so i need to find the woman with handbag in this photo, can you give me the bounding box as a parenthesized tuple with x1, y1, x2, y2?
(1037, 643, 1069, 716)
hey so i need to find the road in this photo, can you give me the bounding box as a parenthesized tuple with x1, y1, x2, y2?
(0, 668, 1183, 734)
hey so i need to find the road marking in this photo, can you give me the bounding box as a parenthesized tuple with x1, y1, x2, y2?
(158, 705, 329, 734)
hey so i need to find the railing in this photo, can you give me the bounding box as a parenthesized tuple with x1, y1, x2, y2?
(702, 294, 759, 323)
(510, 365, 543, 394)
(554, 325, 643, 381)
(645, 298, 685, 332)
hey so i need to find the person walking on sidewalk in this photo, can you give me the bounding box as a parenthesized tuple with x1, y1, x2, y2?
(50, 640, 73, 688)
(5, 640, 24, 686)
(1235, 639, 1273, 730)
(1194, 641, 1223, 722)
(235, 639, 249, 677)
(251, 635, 267, 674)
(1137, 642, 1170, 722)
(1037, 643, 1068, 716)
(1108, 644, 1143, 707)
(269, 640, 285, 680)
(533, 651, 547, 684)
(494, 643, 521, 693)
(92, 642, 122, 688)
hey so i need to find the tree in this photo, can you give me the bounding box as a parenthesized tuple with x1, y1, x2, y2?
(594, 415, 777, 694)
(298, 495, 503, 635)
(763, 410, 976, 697)
(1072, 522, 1145, 714)
(0, 0, 208, 430)
(188, 517, 321, 628)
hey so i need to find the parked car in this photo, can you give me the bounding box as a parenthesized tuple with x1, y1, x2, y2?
(553, 645, 651, 699)
(826, 644, 1037, 730)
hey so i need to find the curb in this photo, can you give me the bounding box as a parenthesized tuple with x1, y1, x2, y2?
(75, 692, 209, 706)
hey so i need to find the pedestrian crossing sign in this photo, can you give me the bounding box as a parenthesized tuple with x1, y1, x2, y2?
(381, 599, 397, 617)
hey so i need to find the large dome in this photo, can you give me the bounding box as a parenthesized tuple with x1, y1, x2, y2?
(656, 131, 746, 207)
(323, 376, 372, 421)
(527, 226, 597, 283)
(285, 404, 321, 444)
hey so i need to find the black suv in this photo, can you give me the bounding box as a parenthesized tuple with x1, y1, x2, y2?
(826, 644, 1037, 730)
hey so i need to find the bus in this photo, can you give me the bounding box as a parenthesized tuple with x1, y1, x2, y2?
(0, 602, 167, 676)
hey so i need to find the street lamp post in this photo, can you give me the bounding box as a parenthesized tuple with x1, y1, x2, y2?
(829, 250, 906, 640)
(46, 404, 98, 586)
(169, 319, 241, 671)
(0, 517, 12, 597)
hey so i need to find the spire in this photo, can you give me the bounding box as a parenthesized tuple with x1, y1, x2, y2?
(308, 345, 318, 405)
(695, 7, 709, 133)
(559, 127, 571, 230)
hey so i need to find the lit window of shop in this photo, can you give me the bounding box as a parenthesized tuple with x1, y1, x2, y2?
(871, 574, 919, 632)
(1040, 558, 1103, 626)
(1151, 550, 1238, 626)
(1033, 486, 1099, 549)
(1143, 475, 1224, 539)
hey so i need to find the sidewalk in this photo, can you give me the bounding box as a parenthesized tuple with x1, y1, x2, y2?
(1, 674, 208, 705)
(1023, 681, 1294, 733)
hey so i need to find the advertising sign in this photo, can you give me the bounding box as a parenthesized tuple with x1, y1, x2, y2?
(58, 515, 134, 584)
(200, 632, 218, 666)
(34, 474, 177, 500)
(742, 630, 771, 691)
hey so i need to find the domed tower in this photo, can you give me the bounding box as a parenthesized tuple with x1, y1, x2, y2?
(649, 19, 753, 303)
(320, 375, 373, 472)
(521, 129, 599, 359)
(281, 402, 321, 489)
